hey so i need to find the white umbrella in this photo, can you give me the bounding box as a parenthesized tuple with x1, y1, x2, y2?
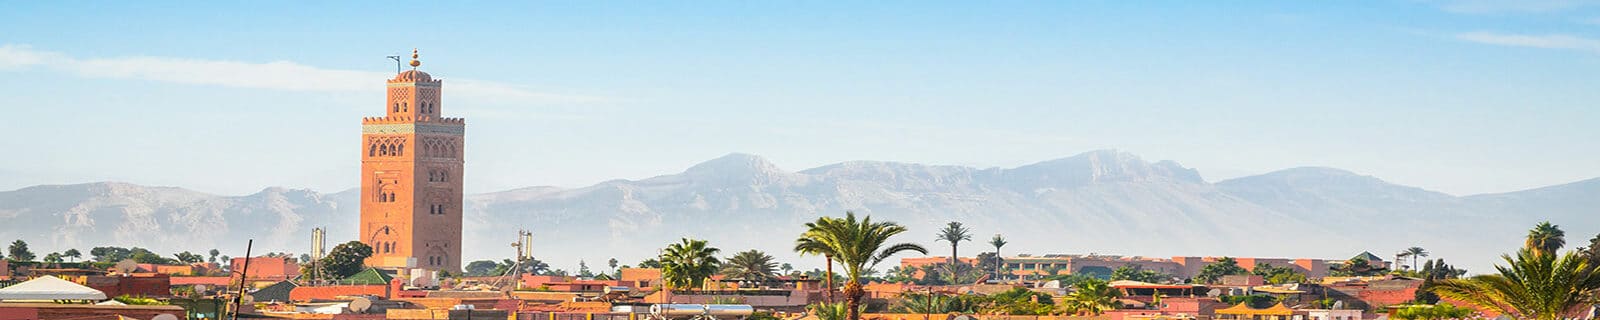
(0, 275, 109, 301)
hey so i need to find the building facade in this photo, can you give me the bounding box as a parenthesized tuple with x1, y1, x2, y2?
(359, 50, 465, 272)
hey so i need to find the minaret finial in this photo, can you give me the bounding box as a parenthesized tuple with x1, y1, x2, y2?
(409, 48, 421, 69)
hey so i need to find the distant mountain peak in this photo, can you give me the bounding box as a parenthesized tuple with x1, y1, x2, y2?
(681, 153, 792, 185)
(1009, 150, 1204, 185)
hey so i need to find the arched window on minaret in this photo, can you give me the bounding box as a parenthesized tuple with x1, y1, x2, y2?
(396, 143, 404, 156)
(369, 144, 377, 157)
(402, 102, 408, 112)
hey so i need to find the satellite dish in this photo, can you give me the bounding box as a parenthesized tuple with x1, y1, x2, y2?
(152, 314, 179, 320)
(114, 260, 139, 274)
(349, 297, 373, 314)
(953, 315, 977, 320)
(1331, 301, 1345, 310)
(193, 284, 208, 293)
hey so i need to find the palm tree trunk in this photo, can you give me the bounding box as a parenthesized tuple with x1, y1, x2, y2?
(825, 255, 834, 303)
(843, 281, 865, 320)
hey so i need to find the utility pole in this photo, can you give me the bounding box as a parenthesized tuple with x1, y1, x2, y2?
(386, 55, 403, 73)
(230, 239, 253, 320)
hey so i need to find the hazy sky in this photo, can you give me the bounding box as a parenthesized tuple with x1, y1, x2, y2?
(2, 1, 1598, 196)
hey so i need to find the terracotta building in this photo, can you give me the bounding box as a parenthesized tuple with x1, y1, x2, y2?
(359, 50, 466, 272)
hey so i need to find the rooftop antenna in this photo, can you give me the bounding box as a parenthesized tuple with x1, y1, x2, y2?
(386, 54, 403, 73)
(310, 227, 326, 285)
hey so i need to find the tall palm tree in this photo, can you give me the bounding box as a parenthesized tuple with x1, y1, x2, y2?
(1405, 247, 1429, 271)
(1430, 249, 1600, 320)
(989, 234, 1008, 280)
(661, 238, 721, 291)
(720, 250, 778, 285)
(1527, 221, 1566, 256)
(795, 212, 928, 320)
(936, 221, 972, 267)
(1396, 252, 1412, 270)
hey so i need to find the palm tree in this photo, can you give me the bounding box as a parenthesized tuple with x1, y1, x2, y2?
(63, 249, 81, 262)
(936, 221, 972, 268)
(720, 250, 778, 285)
(795, 212, 928, 320)
(1430, 249, 1600, 319)
(1061, 279, 1122, 316)
(660, 238, 721, 291)
(1527, 221, 1566, 256)
(989, 234, 1008, 280)
(1396, 251, 1411, 270)
(1405, 247, 1428, 271)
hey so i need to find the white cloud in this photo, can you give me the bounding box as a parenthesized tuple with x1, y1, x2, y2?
(0, 44, 610, 103)
(1455, 31, 1600, 53)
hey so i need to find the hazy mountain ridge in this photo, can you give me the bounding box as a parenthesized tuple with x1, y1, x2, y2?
(1, 150, 1595, 272)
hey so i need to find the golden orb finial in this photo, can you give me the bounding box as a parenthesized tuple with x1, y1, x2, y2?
(409, 48, 421, 69)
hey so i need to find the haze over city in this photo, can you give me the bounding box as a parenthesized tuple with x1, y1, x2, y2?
(3, 1, 1598, 197)
(2, 2, 1600, 320)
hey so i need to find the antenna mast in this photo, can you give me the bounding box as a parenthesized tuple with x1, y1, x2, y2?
(385, 54, 403, 73)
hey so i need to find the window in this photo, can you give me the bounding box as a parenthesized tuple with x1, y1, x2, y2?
(393, 102, 400, 112)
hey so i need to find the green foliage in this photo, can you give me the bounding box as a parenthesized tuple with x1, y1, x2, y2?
(1043, 273, 1101, 287)
(207, 249, 219, 263)
(465, 260, 500, 276)
(113, 295, 167, 305)
(1331, 257, 1388, 277)
(720, 250, 779, 283)
(1111, 265, 1172, 283)
(796, 212, 928, 320)
(1060, 278, 1122, 316)
(893, 292, 982, 314)
(1430, 248, 1600, 320)
(1391, 303, 1476, 320)
(42, 252, 63, 263)
(173, 251, 204, 264)
(63, 249, 81, 262)
(661, 238, 721, 290)
(1579, 233, 1600, 264)
(747, 311, 781, 320)
(1193, 257, 1249, 284)
(708, 296, 746, 304)
(982, 288, 1055, 315)
(1526, 221, 1565, 256)
(809, 302, 864, 320)
(936, 221, 973, 266)
(311, 241, 373, 279)
(578, 260, 594, 278)
(1403, 247, 1429, 271)
(638, 258, 663, 268)
(8, 240, 35, 262)
(1251, 263, 1307, 284)
(1412, 259, 1468, 304)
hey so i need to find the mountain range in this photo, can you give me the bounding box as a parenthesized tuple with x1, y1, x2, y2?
(1, 150, 1595, 273)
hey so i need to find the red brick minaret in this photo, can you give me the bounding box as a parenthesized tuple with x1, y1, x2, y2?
(360, 49, 464, 272)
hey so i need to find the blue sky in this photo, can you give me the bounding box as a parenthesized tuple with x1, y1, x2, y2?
(1, 1, 1598, 196)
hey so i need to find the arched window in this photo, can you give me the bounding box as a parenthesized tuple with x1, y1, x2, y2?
(402, 102, 408, 112)
(369, 144, 377, 157)
(396, 143, 404, 156)
(393, 102, 400, 112)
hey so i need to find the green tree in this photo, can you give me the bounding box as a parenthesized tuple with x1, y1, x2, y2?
(1112, 265, 1173, 283)
(638, 258, 663, 268)
(1430, 249, 1600, 320)
(174, 251, 204, 264)
(780, 263, 794, 275)
(989, 234, 1008, 279)
(1392, 303, 1475, 320)
(660, 238, 721, 290)
(63, 249, 81, 262)
(1405, 247, 1429, 271)
(91, 247, 132, 262)
(465, 260, 500, 276)
(935, 221, 972, 278)
(1193, 257, 1249, 284)
(128, 248, 175, 264)
(42, 252, 63, 263)
(312, 241, 374, 279)
(1251, 264, 1307, 284)
(720, 250, 778, 283)
(8, 240, 35, 262)
(795, 212, 928, 320)
(578, 260, 594, 278)
(208, 249, 220, 263)
(1580, 233, 1600, 264)
(1526, 221, 1565, 256)
(1331, 257, 1388, 276)
(1060, 278, 1122, 316)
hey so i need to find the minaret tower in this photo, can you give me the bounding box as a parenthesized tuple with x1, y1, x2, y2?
(360, 49, 465, 272)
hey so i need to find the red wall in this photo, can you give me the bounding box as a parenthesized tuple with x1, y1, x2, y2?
(290, 285, 390, 302)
